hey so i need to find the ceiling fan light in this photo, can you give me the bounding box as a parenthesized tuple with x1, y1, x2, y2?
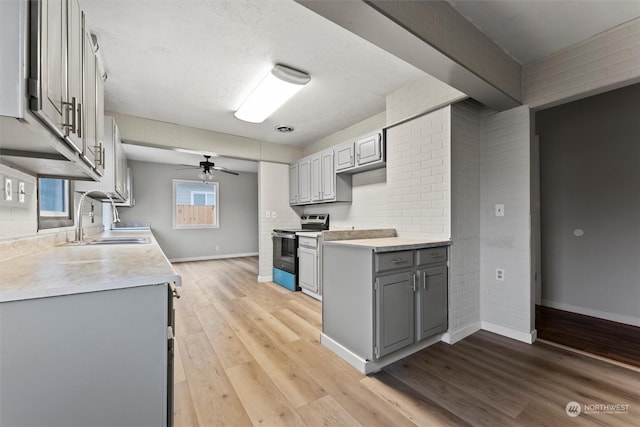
(234, 64, 311, 124)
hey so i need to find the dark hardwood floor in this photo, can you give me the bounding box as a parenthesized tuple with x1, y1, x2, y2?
(536, 305, 640, 369)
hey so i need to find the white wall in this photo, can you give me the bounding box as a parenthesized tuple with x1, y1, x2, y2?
(257, 161, 301, 281)
(386, 106, 451, 239)
(522, 17, 640, 109)
(446, 101, 482, 343)
(479, 106, 533, 342)
(119, 160, 258, 261)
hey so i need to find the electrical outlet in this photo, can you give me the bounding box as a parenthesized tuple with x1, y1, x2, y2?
(18, 181, 25, 203)
(495, 204, 504, 217)
(496, 268, 505, 281)
(271, 211, 277, 218)
(4, 178, 13, 201)
(265, 210, 271, 218)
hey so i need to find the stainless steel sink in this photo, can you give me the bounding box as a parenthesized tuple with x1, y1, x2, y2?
(86, 236, 151, 245)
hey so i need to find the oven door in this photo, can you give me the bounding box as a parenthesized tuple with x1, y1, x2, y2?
(272, 231, 297, 274)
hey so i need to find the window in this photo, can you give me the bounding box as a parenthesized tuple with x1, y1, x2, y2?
(38, 178, 74, 229)
(173, 179, 219, 228)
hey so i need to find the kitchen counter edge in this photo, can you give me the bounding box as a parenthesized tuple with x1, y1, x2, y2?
(322, 237, 451, 252)
(0, 229, 181, 303)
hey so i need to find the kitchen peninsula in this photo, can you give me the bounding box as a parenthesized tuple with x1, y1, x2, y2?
(0, 230, 179, 427)
(322, 230, 451, 374)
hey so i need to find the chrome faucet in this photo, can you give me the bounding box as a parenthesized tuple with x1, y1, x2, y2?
(75, 189, 121, 243)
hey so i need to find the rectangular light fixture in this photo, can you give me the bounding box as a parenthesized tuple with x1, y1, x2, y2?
(234, 64, 311, 123)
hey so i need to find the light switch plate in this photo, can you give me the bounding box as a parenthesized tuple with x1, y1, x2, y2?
(18, 181, 25, 203)
(271, 211, 277, 218)
(495, 204, 504, 217)
(265, 210, 271, 218)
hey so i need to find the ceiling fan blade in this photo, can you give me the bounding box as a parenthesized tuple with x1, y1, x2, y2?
(213, 166, 239, 175)
(176, 166, 200, 170)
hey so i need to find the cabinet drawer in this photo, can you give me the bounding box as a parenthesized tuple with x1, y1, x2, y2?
(375, 251, 414, 272)
(298, 236, 318, 248)
(416, 247, 447, 266)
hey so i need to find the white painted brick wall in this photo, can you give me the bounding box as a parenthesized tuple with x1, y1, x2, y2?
(303, 167, 390, 230)
(479, 106, 532, 336)
(257, 161, 302, 280)
(386, 75, 466, 125)
(449, 101, 482, 339)
(386, 106, 451, 239)
(522, 18, 640, 108)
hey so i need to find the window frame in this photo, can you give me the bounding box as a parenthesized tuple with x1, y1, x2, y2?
(173, 179, 219, 229)
(37, 177, 74, 230)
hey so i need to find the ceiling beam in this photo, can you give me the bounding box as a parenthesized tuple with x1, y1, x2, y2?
(296, 0, 522, 111)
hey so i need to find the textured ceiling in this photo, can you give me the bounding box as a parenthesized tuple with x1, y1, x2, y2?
(79, 0, 427, 148)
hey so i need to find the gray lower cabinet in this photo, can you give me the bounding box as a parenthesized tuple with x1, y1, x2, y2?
(376, 270, 415, 358)
(323, 242, 448, 372)
(0, 284, 172, 427)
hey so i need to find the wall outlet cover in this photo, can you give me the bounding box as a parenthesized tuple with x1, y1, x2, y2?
(18, 181, 25, 203)
(265, 210, 271, 218)
(271, 211, 277, 218)
(495, 204, 504, 217)
(496, 268, 505, 281)
(5, 178, 13, 201)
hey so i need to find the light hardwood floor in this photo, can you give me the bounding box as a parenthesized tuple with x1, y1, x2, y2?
(172, 257, 640, 426)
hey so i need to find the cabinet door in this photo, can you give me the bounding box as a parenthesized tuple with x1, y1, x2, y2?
(335, 142, 354, 172)
(95, 65, 105, 176)
(310, 153, 322, 202)
(298, 246, 318, 293)
(82, 26, 97, 169)
(356, 132, 381, 166)
(416, 265, 448, 341)
(32, 0, 67, 140)
(375, 271, 415, 358)
(298, 157, 311, 203)
(321, 149, 335, 200)
(65, 0, 83, 151)
(289, 163, 298, 204)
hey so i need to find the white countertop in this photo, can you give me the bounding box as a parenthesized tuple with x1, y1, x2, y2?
(323, 237, 451, 252)
(0, 230, 181, 303)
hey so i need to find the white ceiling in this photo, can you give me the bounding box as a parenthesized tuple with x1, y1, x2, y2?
(80, 0, 640, 159)
(448, 0, 640, 65)
(79, 0, 426, 148)
(122, 144, 259, 173)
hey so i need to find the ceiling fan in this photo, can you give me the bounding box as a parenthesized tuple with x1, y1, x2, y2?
(179, 155, 239, 180)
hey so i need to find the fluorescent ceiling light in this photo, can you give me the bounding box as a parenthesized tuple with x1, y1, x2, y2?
(234, 64, 311, 123)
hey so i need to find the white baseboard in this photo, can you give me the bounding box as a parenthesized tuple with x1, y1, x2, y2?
(481, 321, 537, 344)
(321, 332, 443, 375)
(170, 252, 258, 263)
(541, 300, 640, 327)
(257, 275, 273, 283)
(442, 321, 481, 344)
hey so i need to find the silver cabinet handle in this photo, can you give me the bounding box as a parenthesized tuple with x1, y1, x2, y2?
(62, 97, 78, 134)
(170, 283, 181, 299)
(431, 253, 441, 258)
(411, 273, 416, 292)
(76, 102, 82, 138)
(391, 258, 408, 264)
(423, 271, 426, 289)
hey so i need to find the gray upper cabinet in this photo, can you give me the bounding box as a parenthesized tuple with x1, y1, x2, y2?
(82, 22, 98, 171)
(375, 271, 415, 358)
(75, 117, 127, 201)
(298, 156, 311, 203)
(355, 131, 382, 165)
(289, 163, 299, 204)
(336, 130, 386, 174)
(30, 0, 83, 153)
(289, 148, 351, 206)
(335, 141, 355, 172)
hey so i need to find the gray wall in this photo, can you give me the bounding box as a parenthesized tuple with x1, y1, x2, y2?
(120, 160, 258, 261)
(537, 83, 640, 326)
